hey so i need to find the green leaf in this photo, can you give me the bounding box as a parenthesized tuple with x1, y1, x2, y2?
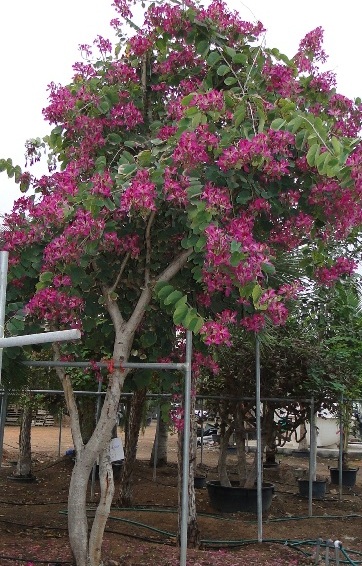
(207, 51, 221, 66)
(98, 100, 110, 114)
(188, 316, 204, 334)
(234, 104, 246, 128)
(157, 284, 175, 301)
(137, 150, 152, 167)
(252, 284, 263, 304)
(39, 271, 53, 283)
(196, 40, 209, 56)
(140, 332, 157, 348)
(306, 144, 320, 167)
(173, 302, 189, 325)
(331, 136, 342, 157)
(108, 133, 122, 144)
(270, 118, 286, 131)
(224, 76, 238, 86)
(261, 262, 276, 275)
(232, 53, 247, 65)
(216, 64, 230, 76)
(95, 155, 107, 171)
(164, 290, 184, 306)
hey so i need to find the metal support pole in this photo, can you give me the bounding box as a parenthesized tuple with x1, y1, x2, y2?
(0, 328, 81, 348)
(153, 404, 161, 482)
(255, 334, 263, 543)
(308, 398, 315, 517)
(180, 330, 192, 566)
(0, 251, 9, 468)
(58, 410, 63, 458)
(338, 394, 344, 501)
(200, 398, 204, 465)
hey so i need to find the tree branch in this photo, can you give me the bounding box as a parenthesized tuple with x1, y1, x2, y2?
(109, 252, 131, 295)
(126, 248, 192, 335)
(144, 211, 156, 287)
(52, 342, 83, 454)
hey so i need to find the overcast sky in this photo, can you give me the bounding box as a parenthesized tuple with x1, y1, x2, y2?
(1, 0, 361, 217)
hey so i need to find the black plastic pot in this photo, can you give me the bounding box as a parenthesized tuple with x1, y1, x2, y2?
(194, 476, 206, 489)
(329, 467, 358, 487)
(297, 478, 326, 499)
(7, 474, 37, 483)
(206, 480, 274, 513)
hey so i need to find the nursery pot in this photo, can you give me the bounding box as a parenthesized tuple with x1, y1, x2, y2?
(206, 480, 274, 513)
(194, 475, 207, 489)
(329, 467, 358, 487)
(297, 478, 326, 499)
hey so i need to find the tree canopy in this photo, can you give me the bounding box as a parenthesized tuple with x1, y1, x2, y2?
(1, 0, 362, 354)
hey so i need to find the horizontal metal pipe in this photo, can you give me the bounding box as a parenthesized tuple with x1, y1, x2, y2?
(0, 329, 81, 347)
(22, 360, 185, 370)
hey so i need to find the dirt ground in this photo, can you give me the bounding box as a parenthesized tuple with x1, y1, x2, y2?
(1, 423, 362, 565)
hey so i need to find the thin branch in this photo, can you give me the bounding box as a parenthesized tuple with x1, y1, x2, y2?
(52, 342, 83, 453)
(144, 210, 156, 287)
(109, 252, 131, 295)
(126, 248, 192, 335)
(156, 248, 193, 284)
(101, 284, 125, 333)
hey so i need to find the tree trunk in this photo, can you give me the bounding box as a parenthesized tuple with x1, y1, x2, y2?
(234, 407, 247, 485)
(77, 395, 97, 444)
(15, 404, 33, 477)
(217, 422, 233, 487)
(263, 403, 278, 466)
(57, 361, 126, 566)
(149, 411, 168, 467)
(177, 391, 200, 549)
(118, 387, 147, 506)
(89, 445, 114, 565)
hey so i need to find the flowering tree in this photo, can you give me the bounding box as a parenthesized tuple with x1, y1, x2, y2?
(1, 0, 362, 564)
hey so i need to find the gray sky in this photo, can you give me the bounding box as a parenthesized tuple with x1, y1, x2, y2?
(1, 0, 361, 216)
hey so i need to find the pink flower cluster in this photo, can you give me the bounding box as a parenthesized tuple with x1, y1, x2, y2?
(198, 0, 265, 40)
(189, 90, 224, 112)
(120, 169, 157, 214)
(200, 321, 232, 346)
(173, 126, 218, 170)
(163, 167, 189, 206)
(192, 352, 220, 378)
(26, 288, 84, 329)
(100, 233, 140, 257)
(217, 129, 294, 179)
(90, 170, 114, 198)
(263, 62, 300, 98)
(201, 182, 232, 213)
(316, 257, 357, 286)
(293, 26, 327, 73)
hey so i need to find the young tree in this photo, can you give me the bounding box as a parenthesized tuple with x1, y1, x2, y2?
(1, 0, 362, 564)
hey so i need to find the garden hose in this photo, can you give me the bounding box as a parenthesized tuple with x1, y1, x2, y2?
(62, 506, 362, 563)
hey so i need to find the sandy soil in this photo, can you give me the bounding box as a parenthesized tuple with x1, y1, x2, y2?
(1, 423, 362, 565)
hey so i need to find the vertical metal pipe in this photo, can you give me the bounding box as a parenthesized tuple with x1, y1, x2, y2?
(200, 398, 204, 465)
(308, 398, 315, 517)
(0, 251, 9, 468)
(153, 404, 161, 482)
(0, 251, 8, 382)
(180, 330, 192, 566)
(255, 334, 263, 543)
(338, 394, 344, 501)
(58, 410, 63, 458)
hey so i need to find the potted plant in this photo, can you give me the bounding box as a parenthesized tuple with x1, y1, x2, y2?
(297, 412, 327, 499)
(329, 401, 359, 487)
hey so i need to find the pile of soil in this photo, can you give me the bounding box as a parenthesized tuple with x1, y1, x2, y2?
(1, 425, 362, 565)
